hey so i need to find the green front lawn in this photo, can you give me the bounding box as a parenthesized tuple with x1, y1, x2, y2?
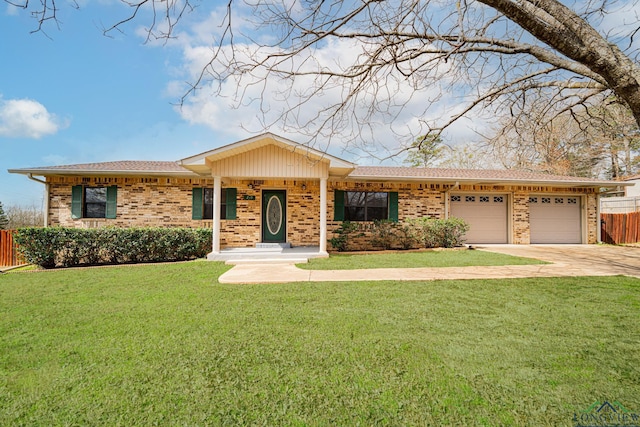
(299, 248, 547, 269)
(1, 262, 639, 425)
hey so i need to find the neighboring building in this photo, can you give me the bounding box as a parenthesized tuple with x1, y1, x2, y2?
(9, 133, 626, 255)
(600, 174, 640, 213)
(624, 174, 640, 197)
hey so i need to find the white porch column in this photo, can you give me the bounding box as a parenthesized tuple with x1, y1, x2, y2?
(212, 176, 222, 254)
(319, 178, 328, 254)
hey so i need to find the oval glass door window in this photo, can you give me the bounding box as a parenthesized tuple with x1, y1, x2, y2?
(266, 195, 283, 235)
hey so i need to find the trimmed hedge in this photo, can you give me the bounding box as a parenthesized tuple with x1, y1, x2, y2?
(329, 217, 470, 251)
(14, 227, 212, 268)
(407, 217, 470, 248)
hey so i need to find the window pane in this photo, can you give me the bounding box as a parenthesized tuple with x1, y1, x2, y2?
(367, 207, 387, 221)
(84, 187, 107, 218)
(202, 188, 229, 220)
(204, 188, 214, 205)
(345, 206, 365, 221)
(367, 192, 388, 207)
(203, 204, 214, 220)
(85, 187, 106, 203)
(220, 189, 227, 220)
(343, 191, 389, 221)
(85, 203, 106, 218)
(345, 191, 366, 207)
(203, 188, 214, 219)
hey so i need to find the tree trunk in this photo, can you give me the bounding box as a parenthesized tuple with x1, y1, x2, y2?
(480, 0, 640, 128)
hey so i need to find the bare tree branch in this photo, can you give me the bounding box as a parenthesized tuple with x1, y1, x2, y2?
(7, 0, 640, 162)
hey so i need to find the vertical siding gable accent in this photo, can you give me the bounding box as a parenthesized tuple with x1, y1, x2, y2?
(389, 192, 399, 222)
(106, 186, 118, 219)
(226, 188, 237, 220)
(208, 145, 330, 178)
(334, 189, 345, 221)
(192, 188, 203, 220)
(71, 185, 83, 219)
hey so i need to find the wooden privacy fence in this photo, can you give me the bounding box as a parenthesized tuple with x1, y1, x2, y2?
(601, 212, 640, 244)
(0, 230, 26, 267)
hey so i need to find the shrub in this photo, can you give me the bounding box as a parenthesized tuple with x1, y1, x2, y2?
(14, 227, 212, 268)
(371, 219, 399, 250)
(395, 222, 418, 249)
(407, 217, 470, 248)
(438, 217, 470, 248)
(12, 228, 60, 268)
(328, 221, 362, 252)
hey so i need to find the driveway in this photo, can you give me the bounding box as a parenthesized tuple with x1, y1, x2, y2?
(218, 244, 640, 284)
(476, 244, 640, 278)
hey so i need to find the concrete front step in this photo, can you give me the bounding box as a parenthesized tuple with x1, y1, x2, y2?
(225, 258, 309, 265)
(207, 246, 328, 263)
(255, 242, 292, 249)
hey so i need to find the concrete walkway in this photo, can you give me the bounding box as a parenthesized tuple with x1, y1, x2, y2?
(218, 245, 640, 284)
(0, 264, 28, 274)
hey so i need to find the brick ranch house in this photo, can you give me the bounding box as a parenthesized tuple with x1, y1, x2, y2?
(9, 133, 623, 257)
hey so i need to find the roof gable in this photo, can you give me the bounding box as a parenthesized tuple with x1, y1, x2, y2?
(179, 132, 355, 177)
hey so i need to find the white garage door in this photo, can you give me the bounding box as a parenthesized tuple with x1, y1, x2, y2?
(529, 196, 582, 244)
(450, 194, 508, 244)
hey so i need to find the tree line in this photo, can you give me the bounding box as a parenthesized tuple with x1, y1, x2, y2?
(407, 98, 640, 178)
(0, 202, 44, 230)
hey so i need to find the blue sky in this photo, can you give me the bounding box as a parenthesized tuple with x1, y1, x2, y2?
(1, 2, 258, 207)
(0, 0, 492, 208)
(2, 1, 637, 208)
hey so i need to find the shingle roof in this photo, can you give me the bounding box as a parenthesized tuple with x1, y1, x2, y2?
(9, 161, 196, 176)
(350, 166, 603, 183)
(9, 160, 625, 187)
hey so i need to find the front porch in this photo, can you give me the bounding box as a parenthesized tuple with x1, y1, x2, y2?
(178, 133, 356, 257)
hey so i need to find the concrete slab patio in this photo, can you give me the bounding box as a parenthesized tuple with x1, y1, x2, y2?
(218, 244, 640, 284)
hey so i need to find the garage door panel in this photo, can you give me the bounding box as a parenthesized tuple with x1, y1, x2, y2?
(451, 194, 508, 244)
(529, 196, 581, 244)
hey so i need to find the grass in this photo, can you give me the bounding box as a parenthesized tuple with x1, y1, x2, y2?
(1, 262, 639, 425)
(299, 248, 548, 270)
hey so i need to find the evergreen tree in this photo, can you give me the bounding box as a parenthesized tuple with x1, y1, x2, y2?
(404, 135, 444, 168)
(0, 201, 9, 230)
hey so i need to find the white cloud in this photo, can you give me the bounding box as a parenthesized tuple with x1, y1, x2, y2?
(5, 3, 20, 16)
(0, 97, 68, 139)
(165, 10, 489, 162)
